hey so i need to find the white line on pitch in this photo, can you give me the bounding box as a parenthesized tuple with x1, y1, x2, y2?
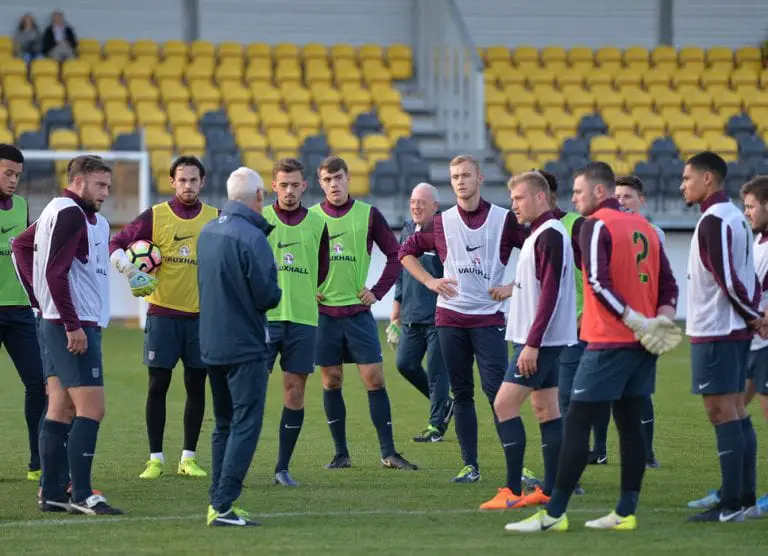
(0, 506, 694, 529)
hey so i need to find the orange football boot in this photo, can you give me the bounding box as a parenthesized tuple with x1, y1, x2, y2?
(513, 486, 550, 508)
(479, 487, 524, 510)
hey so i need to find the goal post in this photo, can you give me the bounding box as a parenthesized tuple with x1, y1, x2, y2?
(20, 149, 152, 329)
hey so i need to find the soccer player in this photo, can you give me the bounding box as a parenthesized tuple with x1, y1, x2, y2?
(615, 175, 665, 468)
(681, 152, 761, 522)
(198, 167, 281, 527)
(541, 170, 610, 468)
(478, 171, 576, 510)
(12, 155, 122, 515)
(311, 155, 417, 470)
(505, 161, 679, 532)
(110, 156, 218, 480)
(388, 182, 453, 442)
(262, 158, 329, 486)
(0, 144, 46, 481)
(400, 155, 527, 482)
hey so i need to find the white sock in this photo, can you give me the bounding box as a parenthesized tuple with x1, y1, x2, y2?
(181, 450, 196, 460)
(150, 452, 164, 463)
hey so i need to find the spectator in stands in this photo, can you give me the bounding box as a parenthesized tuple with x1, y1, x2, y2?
(42, 10, 78, 62)
(13, 14, 42, 63)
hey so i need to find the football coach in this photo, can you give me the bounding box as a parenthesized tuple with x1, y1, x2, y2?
(197, 167, 282, 527)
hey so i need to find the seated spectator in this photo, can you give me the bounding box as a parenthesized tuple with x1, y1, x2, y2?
(13, 13, 42, 63)
(42, 10, 78, 61)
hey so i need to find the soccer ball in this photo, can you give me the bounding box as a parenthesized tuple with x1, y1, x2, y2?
(127, 240, 162, 274)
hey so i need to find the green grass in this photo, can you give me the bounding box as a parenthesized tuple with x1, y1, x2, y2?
(0, 323, 766, 554)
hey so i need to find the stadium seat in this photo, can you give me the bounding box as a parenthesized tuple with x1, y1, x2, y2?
(302, 43, 328, 62)
(104, 39, 131, 58)
(136, 103, 168, 128)
(97, 79, 129, 103)
(92, 59, 124, 81)
(236, 128, 268, 152)
(174, 126, 205, 157)
(167, 103, 198, 128)
(80, 125, 111, 151)
(104, 103, 135, 132)
(1, 58, 27, 79)
(227, 104, 259, 131)
(73, 101, 105, 128)
(50, 128, 79, 150)
(128, 80, 159, 104)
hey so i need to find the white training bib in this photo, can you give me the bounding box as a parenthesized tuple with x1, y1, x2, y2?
(33, 197, 111, 328)
(752, 233, 768, 351)
(686, 200, 756, 337)
(506, 219, 577, 346)
(437, 204, 509, 315)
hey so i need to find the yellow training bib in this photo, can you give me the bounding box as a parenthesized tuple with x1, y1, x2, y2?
(147, 202, 218, 313)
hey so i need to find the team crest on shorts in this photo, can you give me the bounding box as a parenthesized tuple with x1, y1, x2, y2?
(91, 367, 100, 378)
(283, 252, 294, 265)
(179, 245, 190, 257)
(148, 350, 155, 361)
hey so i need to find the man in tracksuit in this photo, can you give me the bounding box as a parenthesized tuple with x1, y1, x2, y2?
(388, 183, 453, 442)
(197, 167, 282, 527)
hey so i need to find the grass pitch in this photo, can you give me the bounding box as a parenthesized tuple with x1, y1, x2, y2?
(1, 323, 766, 554)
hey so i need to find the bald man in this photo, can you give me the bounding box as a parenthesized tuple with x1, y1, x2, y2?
(389, 183, 454, 442)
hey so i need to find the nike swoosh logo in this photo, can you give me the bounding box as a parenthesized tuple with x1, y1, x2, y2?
(174, 233, 194, 241)
(465, 245, 483, 252)
(514, 373, 524, 378)
(719, 510, 742, 522)
(503, 442, 517, 447)
(278, 241, 299, 249)
(597, 456, 607, 464)
(698, 382, 711, 390)
(327, 419, 340, 424)
(329, 233, 346, 240)
(541, 518, 559, 530)
(284, 424, 301, 429)
(641, 419, 654, 424)
(573, 388, 586, 394)
(1, 225, 17, 234)
(217, 516, 247, 525)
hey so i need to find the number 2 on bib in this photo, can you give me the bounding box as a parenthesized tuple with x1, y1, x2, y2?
(632, 230, 649, 284)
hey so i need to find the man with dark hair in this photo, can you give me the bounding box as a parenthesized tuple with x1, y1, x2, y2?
(110, 155, 218, 480)
(539, 169, 610, 468)
(13, 155, 121, 515)
(310, 155, 417, 471)
(506, 161, 680, 532)
(615, 174, 665, 468)
(681, 152, 762, 522)
(0, 143, 46, 481)
(262, 158, 329, 486)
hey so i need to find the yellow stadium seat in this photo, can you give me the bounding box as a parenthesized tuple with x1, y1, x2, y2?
(653, 88, 682, 111)
(516, 109, 547, 134)
(670, 70, 700, 89)
(228, 104, 259, 128)
(526, 130, 558, 162)
(158, 80, 190, 104)
(486, 46, 510, 64)
(135, 103, 168, 127)
(311, 85, 341, 108)
(623, 87, 654, 110)
(731, 68, 757, 89)
(13, 122, 40, 139)
(651, 46, 677, 67)
(282, 86, 312, 108)
(190, 40, 215, 60)
(245, 61, 272, 85)
(527, 69, 555, 88)
(35, 77, 65, 104)
(143, 127, 173, 154)
(243, 151, 274, 182)
(595, 46, 621, 65)
(642, 69, 671, 89)
(318, 106, 350, 132)
(330, 44, 356, 62)
(218, 41, 243, 61)
(50, 129, 79, 150)
(590, 135, 618, 158)
(290, 107, 321, 134)
(387, 43, 412, 63)
(0, 105, 7, 126)
(498, 68, 526, 87)
(706, 46, 733, 66)
(370, 85, 401, 108)
(94, 79, 126, 104)
(123, 59, 155, 81)
(77, 38, 101, 57)
(667, 112, 696, 135)
(495, 131, 529, 154)
(251, 83, 282, 108)
(504, 153, 537, 174)
(567, 46, 593, 65)
(185, 59, 215, 83)
(61, 59, 91, 82)
(221, 83, 251, 106)
(361, 133, 390, 155)
(537, 89, 565, 110)
(602, 108, 636, 133)
(127, 79, 158, 104)
(701, 68, 729, 89)
(0, 58, 25, 80)
(513, 45, 539, 65)
(0, 127, 12, 144)
(759, 69, 768, 88)
(713, 89, 742, 113)
(261, 107, 291, 130)
(735, 46, 761, 67)
(682, 89, 713, 111)
(327, 129, 360, 154)
(268, 129, 299, 152)
(104, 39, 131, 58)
(617, 134, 648, 164)
(154, 58, 186, 81)
(305, 62, 333, 86)
(389, 59, 412, 81)
(554, 68, 584, 89)
(541, 46, 566, 65)
(131, 39, 157, 59)
(214, 62, 243, 86)
(678, 46, 704, 65)
(487, 109, 517, 134)
(67, 78, 98, 103)
(104, 103, 135, 130)
(674, 132, 707, 158)
(79, 125, 111, 151)
(592, 88, 623, 111)
(245, 42, 271, 61)
(274, 43, 299, 62)
(705, 135, 737, 162)
(3, 78, 33, 102)
(236, 128, 268, 152)
(585, 70, 612, 89)
(486, 86, 507, 109)
(613, 69, 642, 89)
(359, 44, 384, 62)
(633, 108, 665, 137)
(275, 63, 302, 87)
(30, 58, 59, 80)
(623, 46, 649, 65)
(743, 89, 768, 112)
(166, 103, 197, 128)
(173, 126, 205, 156)
(302, 43, 328, 62)
(92, 59, 124, 81)
(190, 82, 222, 106)
(695, 112, 725, 136)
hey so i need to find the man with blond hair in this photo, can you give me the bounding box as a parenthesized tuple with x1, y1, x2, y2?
(197, 167, 282, 527)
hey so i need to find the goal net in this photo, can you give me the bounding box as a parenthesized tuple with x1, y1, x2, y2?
(19, 149, 151, 328)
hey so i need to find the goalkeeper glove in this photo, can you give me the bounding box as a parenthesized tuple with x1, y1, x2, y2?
(126, 266, 158, 297)
(637, 316, 683, 355)
(385, 322, 400, 351)
(622, 307, 650, 336)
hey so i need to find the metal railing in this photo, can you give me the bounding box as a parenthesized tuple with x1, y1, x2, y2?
(415, 0, 486, 154)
